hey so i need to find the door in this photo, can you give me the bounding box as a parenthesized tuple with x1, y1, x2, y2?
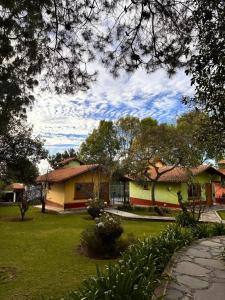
(205, 183, 213, 206)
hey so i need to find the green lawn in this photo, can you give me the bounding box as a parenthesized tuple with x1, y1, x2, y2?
(0, 206, 169, 300)
(130, 208, 180, 217)
(218, 210, 225, 220)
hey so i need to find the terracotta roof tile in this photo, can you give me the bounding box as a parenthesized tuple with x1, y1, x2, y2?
(37, 164, 99, 183)
(218, 169, 225, 176)
(218, 159, 225, 164)
(10, 183, 25, 190)
(130, 165, 223, 183)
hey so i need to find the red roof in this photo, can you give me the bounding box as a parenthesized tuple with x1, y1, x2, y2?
(218, 160, 225, 164)
(130, 165, 224, 183)
(9, 183, 25, 190)
(218, 169, 225, 176)
(37, 164, 99, 183)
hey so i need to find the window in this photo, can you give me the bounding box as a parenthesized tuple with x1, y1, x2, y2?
(188, 184, 201, 199)
(143, 183, 149, 190)
(74, 183, 94, 199)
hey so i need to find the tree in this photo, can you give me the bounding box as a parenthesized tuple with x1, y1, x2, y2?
(127, 111, 220, 215)
(0, 118, 47, 183)
(176, 111, 225, 161)
(184, 0, 225, 131)
(48, 148, 77, 170)
(79, 120, 120, 170)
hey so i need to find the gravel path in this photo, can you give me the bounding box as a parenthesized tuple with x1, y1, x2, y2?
(165, 236, 225, 300)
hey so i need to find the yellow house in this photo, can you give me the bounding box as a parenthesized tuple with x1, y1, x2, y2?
(37, 158, 109, 209)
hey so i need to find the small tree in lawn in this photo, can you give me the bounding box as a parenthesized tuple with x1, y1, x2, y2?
(18, 193, 29, 221)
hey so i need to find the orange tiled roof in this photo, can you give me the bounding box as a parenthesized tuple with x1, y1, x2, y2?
(37, 164, 99, 183)
(10, 183, 25, 190)
(58, 156, 84, 166)
(218, 169, 225, 176)
(218, 160, 225, 164)
(130, 165, 223, 183)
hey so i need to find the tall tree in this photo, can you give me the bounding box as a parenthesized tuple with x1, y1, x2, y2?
(0, 118, 47, 183)
(184, 0, 225, 131)
(79, 120, 120, 170)
(127, 112, 220, 215)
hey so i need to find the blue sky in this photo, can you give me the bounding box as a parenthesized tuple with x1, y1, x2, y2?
(27, 66, 193, 158)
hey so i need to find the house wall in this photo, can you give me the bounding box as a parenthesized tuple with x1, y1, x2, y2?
(129, 181, 182, 208)
(129, 172, 220, 207)
(46, 182, 65, 208)
(64, 171, 109, 208)
(62, 160, 81, 168)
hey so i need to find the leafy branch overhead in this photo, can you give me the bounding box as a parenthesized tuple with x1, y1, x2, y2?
(0, 0, 224, 126)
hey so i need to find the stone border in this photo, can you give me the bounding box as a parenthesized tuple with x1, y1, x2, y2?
(153, 236, 225, 299)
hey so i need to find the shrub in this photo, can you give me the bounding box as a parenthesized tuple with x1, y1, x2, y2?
(96, 212, 123, 243)
(68, 224, 194, 300)
(210, 222, 225, 236)
(190, 223, 211, 239)
(175, 211, 197, 227)
(80, 212, 125, 258)
(87, 198, 104, 219)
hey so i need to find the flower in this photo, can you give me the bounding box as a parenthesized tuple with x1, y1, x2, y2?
(97, 222, 104, 228)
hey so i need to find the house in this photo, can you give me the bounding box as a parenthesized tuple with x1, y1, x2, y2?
(0, 183, 25, 202)
(129, 163, 224, 208)
(37, 157, 110, 209)
(214, 160, 225, 203)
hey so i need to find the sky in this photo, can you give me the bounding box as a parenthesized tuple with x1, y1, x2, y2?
(27, 66, 193, 163)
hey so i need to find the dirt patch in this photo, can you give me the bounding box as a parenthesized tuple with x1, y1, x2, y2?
(0, 267, 17, 284)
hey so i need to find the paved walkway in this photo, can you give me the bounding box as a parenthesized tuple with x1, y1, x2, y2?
(200, 209, 222, 223)
(105, 208, 224, 223)
(164, 236, 225, 300)
(104, 208, 176, 222)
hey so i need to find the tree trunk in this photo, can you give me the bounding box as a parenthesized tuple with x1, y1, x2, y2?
(151, 180, 164, 216)
(41, 198, 46, 213)
(123, 181, 126, 205)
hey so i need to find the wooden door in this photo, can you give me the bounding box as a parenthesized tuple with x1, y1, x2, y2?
(205, 183, 213, 206)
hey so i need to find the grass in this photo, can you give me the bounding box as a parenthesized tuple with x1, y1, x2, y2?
(130, 208, 180, 217)
(0, 206, 169, 300)
(217, 210, 225, 220)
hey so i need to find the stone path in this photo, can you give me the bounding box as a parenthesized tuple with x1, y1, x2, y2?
(104, 208, 175, 222)
(105, 208, 225, 223)
(164, 236, 225, 300)
(200, 210, 222, 223)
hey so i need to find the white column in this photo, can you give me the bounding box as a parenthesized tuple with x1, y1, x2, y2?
(13, 192, 16, 203)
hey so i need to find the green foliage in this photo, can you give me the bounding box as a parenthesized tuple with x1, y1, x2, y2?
(190, 223, 211, 239)
(79, 120, 120, 171)
(0, 119, 46, 183)
(67, 224, 194, 300)
(210, 222, 225, 236)
(80, 212, 124, 258)
(175, 211, 197, 227)
(87, 198, 105, 219)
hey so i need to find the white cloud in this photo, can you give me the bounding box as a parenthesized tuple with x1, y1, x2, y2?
(27, 66, 193, 154)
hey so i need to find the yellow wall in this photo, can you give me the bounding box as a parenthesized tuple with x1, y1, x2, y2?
(47, 182, 65, 205)
(130, 172, 221, 205)
(63, 160, 81, 168)
(130, 181, 182, 205)
(64, 171, 109, 204)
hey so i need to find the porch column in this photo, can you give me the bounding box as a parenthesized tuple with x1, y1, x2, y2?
(13, 192, 16, 202)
